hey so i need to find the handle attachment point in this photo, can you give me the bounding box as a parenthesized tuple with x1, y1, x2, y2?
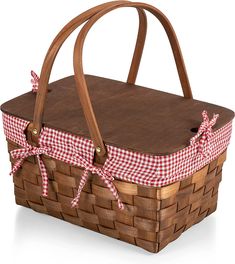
(96, 146, 102, 154)
(32, 128, 38, 135)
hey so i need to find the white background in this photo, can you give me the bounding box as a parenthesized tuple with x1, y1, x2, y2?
(0, 0, 234, 263)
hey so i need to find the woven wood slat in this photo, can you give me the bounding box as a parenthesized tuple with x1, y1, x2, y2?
(8, 140, 226, 253)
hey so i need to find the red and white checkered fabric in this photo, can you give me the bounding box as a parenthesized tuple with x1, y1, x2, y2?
(31, 71, 39, 93)
(190, 110, 219, 157)
(2, 112, 233, 207)
(10, 145, 51, 197)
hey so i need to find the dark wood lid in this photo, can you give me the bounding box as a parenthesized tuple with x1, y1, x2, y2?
(1, 75, 234, 155)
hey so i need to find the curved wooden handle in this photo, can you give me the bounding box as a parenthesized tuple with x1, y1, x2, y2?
(31, 0, 147, 142)
(73, 1, 193, 158)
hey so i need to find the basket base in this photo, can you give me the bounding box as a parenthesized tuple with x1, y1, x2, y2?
(9, 140, 226, 253)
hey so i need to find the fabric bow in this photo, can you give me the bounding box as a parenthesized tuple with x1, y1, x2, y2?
(71, 152, 124, 210)
(31, 70, 39, 92)
(10, 145, 51, 196)
(190, 110, 219, 157)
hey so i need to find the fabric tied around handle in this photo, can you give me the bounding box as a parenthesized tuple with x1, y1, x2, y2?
(190, 110, 219, 157)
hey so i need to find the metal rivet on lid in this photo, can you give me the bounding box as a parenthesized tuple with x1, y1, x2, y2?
(32, 128, 38, 135)
(96, 147, 101, 153)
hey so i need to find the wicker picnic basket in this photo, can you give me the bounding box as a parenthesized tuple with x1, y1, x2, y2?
(1, 1, 234, 253)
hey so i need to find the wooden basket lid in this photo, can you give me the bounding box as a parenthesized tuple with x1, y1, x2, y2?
(1, 75, 234, 155)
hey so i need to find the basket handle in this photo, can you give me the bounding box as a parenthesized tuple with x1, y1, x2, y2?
(72, 1, 193, 159)
(29, 0, 147, 140)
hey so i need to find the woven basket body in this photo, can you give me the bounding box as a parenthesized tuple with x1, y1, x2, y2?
(9, 137, 226, 252)
(1, 1, 234, 253)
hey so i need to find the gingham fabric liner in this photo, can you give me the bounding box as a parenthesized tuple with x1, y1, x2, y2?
(3, 112, 232, 188)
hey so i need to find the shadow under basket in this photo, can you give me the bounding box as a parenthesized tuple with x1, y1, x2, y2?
(9, 139, 226, 253)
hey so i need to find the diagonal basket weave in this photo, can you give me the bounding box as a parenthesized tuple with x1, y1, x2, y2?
(1, 1, 234, 253)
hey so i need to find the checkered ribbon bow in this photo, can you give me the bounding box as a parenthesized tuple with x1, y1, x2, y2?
(190, 110, 219, 157)
(31, 70, 39, 92)
(71, 152, 124, 210)
(10, 145, 51, 196)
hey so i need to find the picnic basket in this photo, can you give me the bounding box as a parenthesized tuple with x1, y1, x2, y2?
(1, 1, 234, 253)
